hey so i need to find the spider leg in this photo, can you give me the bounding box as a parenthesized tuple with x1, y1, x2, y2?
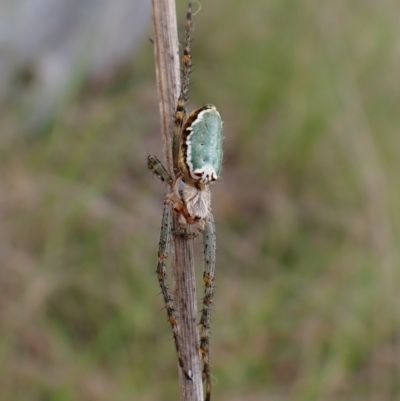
(156, 204, 193, 381)
(199, 212, 216, 401)
(148, 156, 193, 379)
(173, 2, 193, 175)
(181, 2, 193, 104)
(147, 155, 173, 185)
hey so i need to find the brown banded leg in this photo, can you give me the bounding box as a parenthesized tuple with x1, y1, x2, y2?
(173, 2, 193, 175)
(156, 204, 192, 381)
(147, 155, 173, 185)
(199, 213, 216, 401)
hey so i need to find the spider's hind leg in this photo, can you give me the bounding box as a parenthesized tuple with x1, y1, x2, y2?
(199, 213, 216, 401)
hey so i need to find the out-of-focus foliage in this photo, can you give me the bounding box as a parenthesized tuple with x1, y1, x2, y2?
(1, 0, 399, 400)
(0, 0, 149, 131)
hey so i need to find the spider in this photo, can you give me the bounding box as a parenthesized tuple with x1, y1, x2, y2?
(147, 3, 223, 401)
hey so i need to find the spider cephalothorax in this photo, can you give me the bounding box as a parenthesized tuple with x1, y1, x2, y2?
(148, 4, 222, 401)
(168, 178, 211, 228)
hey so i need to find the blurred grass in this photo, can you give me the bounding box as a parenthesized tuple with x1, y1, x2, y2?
(1, 0, 400, 400)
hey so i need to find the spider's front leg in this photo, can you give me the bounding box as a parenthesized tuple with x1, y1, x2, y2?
(148, 155, 193, 381)
(156, 204, 194, 381)
(199, 212, 216, 401)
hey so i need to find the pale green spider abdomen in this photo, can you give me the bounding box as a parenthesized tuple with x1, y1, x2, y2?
(180, 104, 223, 185)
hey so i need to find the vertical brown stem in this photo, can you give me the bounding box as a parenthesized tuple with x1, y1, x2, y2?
(151, 1, 203, 401)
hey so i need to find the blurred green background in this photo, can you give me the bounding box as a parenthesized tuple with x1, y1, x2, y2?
(1, 0, 399, 400)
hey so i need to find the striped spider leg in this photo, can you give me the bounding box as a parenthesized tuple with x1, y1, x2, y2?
(148, 3, 223, 400)
(147, 156, 192, 381)
(199, 212, 216, 401)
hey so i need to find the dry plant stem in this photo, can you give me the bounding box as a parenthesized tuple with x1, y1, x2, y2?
(151, 1, 203, 401)
(151, 0, 179, 176)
